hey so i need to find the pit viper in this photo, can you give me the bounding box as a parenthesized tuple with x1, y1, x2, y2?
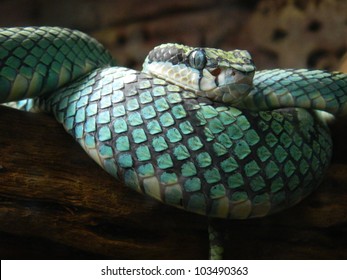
(1, 27, 347, 259)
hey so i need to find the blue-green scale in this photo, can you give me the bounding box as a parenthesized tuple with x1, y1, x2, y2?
(217, 133, 233, 148)
(160, 172, 178, 185)
(233, 140, 251, 159)
(200, 105, 218, 119)
(137, 163, 155, 177)
(141, 105, 157, 119)
(187, 136, 204, 151)
(210, 184, 226, 199)
(181, 162, 197, 177)
(284, 160, 296, 177)
(97, 111, 110, 124)
(135, 145, 151, 161)
(250, 176, 266, 192)
(264, 160, 279, 179)
(139, 91, 153, 104)
(270, 178, 284, 193)
(154, 97, 170, 112)
(167, 92, 182, 103)
(179, 121, 194, 135)
(118, 153, 133, 168)
(289, 145, 302, 161)
(271, 120, 283, 135)
(115, 136, 130, 151)
(113, 118, 128, 133)
(90, 90, 100, 102)
(112, 105, 126, 117)
(159, 112, 175, 127)
(244, 160, 261, 177)
(152, 136, 168, 152)
(196, 152, 212, 168)
(152, 86, 166, 96)
(99, 144, 113, 158)
(227, 125, 243, 140)
(265, 133, 278, 147)
(112, 79, 124, 91)
(85, 134, 96, 148)
(66, 101, 77, 117)
(126, 98, 140, 111)
(157, 153, 174, 169)
(76, 95, 88, 108)
(171, 105, 187, 119)
(64, 117, 74, 131)
(74, 124, 84, 139)
(128, 111, 143, 126)
(184, 177, 201, 192)
(213, 142, 228, 157)
(147, 120, 162, 135)
(98, 126, 112, 141)
(220, 157, 238, 173)
(207, 118, 225, 134)
(137, 80, 151, 89)
(274, 145, 288, 163)
(204, 168, 221, 184)
(84, 116, 96, 133)
(75, 107, 85, 123)
(166, 128, 182, 143)
(112, 90, 125, 103)
(173, 145, 190, 160)
(227, 173, 244, 189)
(101, 84, 112, 97)
(244, 130, 260, 146)
(86, 103, 98, 116)
(235, 115, 250, 130)
(218, 110, 237, 125)
(132, 128, 147, 144)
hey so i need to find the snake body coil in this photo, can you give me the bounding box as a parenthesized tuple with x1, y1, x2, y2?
(1, 27, 347, 219)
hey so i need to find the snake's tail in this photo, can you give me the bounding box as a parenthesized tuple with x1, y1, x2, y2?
(208, 218, 226, 260)
(242, 69, 347, 116)
(0, 26, 113, 104)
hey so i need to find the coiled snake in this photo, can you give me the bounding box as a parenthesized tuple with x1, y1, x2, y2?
(1, 27, 347, 259)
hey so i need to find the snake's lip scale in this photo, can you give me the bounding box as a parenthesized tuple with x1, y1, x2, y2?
(1, 26, 346, 259)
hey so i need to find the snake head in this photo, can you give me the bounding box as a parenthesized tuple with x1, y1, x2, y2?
(143, 43, 256, 105)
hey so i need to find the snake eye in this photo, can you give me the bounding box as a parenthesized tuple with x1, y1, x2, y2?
(188, 49, 207, 70)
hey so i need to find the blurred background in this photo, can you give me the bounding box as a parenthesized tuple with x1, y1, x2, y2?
(1, 0, 346, 71)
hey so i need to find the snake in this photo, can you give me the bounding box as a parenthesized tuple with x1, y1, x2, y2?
(1, 26, 347, 259)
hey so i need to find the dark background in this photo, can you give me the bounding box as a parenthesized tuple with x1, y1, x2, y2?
(1, 0, 346, 71)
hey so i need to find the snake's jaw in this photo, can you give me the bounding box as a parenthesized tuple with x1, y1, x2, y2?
(198, 68, 255, 104)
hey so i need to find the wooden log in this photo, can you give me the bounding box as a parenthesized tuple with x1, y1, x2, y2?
(0, 105, 346, 259)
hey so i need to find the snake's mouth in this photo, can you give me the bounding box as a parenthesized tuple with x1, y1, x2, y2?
(198, 68, 254, 104)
